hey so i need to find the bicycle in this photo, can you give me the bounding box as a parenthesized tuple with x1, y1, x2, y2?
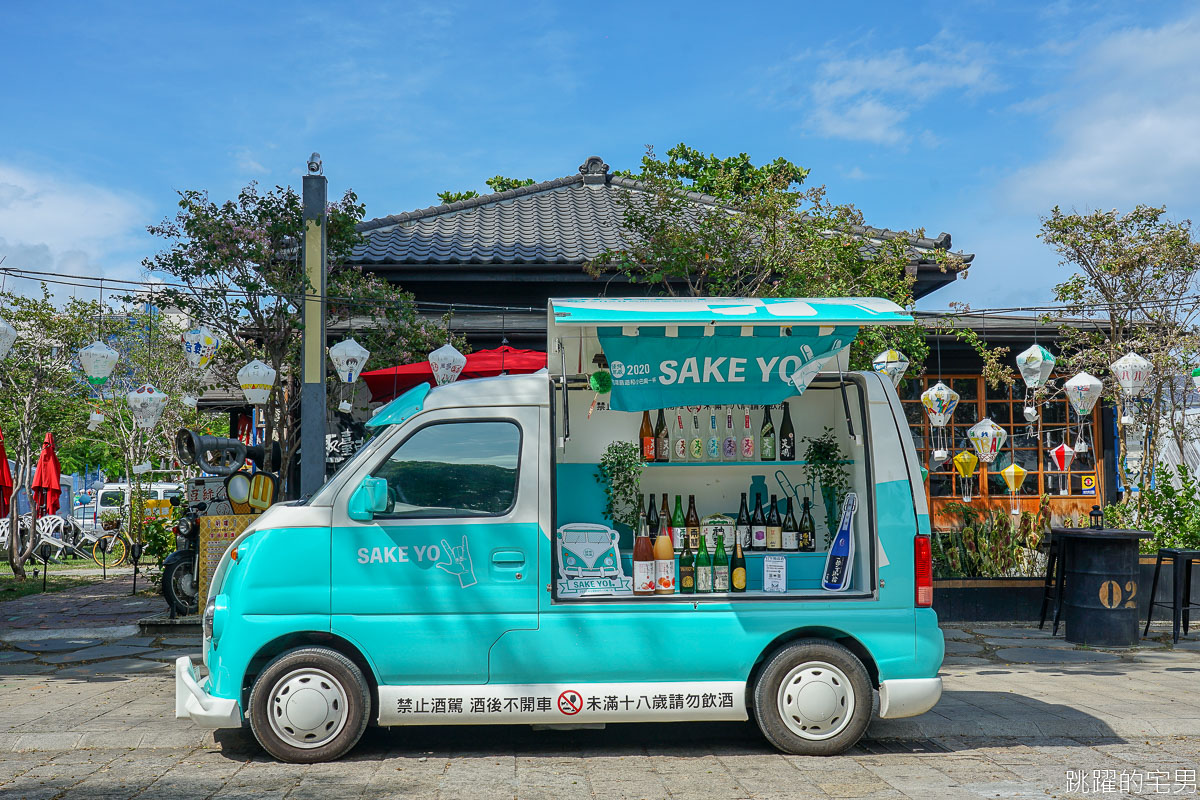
(91, 529, 132, 567)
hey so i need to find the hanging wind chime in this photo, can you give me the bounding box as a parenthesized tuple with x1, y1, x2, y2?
(1064, 372, 1103, 453)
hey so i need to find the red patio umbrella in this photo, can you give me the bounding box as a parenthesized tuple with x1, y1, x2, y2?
(31, 432, 61, 518)
(0, 427, 11, 520)
(361, 345, 547, 402)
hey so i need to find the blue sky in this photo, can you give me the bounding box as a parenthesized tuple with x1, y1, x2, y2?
(2, 1, 1198, 311)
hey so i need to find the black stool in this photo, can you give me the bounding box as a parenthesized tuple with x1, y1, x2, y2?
(1038, 536, 1066, 635)
(1143, 548, 1200, 643)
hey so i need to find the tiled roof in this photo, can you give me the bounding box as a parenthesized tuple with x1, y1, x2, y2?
(350, 156, 973, 268)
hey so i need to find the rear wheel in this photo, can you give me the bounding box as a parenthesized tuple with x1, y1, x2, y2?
(249, 647, 370, 763)
(752, 638, 872, 756)
(162, 555, 199, 616)
(92, 534, 128, 567)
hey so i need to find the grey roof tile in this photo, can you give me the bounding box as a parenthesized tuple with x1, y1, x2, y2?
(350, 157, 973, 268)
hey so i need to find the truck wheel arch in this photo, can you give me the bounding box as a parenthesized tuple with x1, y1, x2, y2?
(747, 627, 880, 706)
(242, 632, 380, 721)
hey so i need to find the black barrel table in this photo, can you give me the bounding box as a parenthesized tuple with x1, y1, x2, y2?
(1050, 527, 1152, 647)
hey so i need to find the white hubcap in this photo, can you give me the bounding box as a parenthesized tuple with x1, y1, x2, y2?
(267, 667, 348, 749)
(777, 661, 854, 740)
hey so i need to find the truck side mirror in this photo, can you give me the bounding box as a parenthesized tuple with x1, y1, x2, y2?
(348, 477, 389, 521)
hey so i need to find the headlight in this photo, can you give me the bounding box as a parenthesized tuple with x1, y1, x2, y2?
(203, 597, 215, 640)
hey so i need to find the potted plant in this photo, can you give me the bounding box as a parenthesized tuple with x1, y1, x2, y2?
(595, 441, 644, 536)
(100, 510, 123, 532)
(802, 427, 850, 546)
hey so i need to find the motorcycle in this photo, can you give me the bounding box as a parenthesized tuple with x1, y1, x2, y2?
(162, 498, 205, 616)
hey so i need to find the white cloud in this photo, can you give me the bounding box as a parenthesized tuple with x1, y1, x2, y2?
(786, 34, 997, 145)
(1002, 13, 1200, 212)
(0, 163, 148, 291)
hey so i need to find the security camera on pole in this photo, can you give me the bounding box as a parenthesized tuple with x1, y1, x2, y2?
(300, 153, 327, 498)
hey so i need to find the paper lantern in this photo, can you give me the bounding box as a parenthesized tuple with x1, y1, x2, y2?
(0, 316, 15, 360)
(79, 340, 119, 386)
(967, 418, 1007, 463)
(871, 349, 908, 387)
(429, 343, 467, 386)
(1193, 367, 1200, 391)
(952, 449, 979, 502)
(238, 359, 277, 405)
(1022, 406, 1038, 422)
(1000, 461, 1028, 514)
(1049, 442, 1075, 472)
(329, 337, 371, 384)
(921, 381, 960, 460)
(181, 326, 220, 370)
(1111, 352, 1151, 398)
(126, 383, 168, 429)
(1016, 344, 1056, 389)
(1064, 372, 1103, 416)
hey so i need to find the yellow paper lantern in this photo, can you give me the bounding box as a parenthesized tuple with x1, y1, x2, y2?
(952, 450, 979, 502)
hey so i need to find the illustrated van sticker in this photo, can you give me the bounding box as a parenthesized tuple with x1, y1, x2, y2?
(436, 535, 477, 588)
(556, 523, 632, 597)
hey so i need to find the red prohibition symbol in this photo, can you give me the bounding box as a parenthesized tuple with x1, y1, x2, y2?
(557, 690, 582, 716)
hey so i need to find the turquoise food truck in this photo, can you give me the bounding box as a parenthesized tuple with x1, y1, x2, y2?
(175, 297, 943, 763)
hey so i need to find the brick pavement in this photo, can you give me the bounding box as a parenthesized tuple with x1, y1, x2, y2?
(1, 579, 1198, 797)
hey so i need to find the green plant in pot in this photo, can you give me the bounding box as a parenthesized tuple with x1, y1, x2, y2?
(802, 426, 850, 547)
(99, 510, 123, 532)
(595, 440, 644, 538)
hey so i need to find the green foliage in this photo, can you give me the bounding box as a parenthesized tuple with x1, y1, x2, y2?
(589, 145, 946, 373)
(594, 441, 644, 532)
(142, 515, 176, 570)
(437, 175, 536, 204)
(143, 181, 457, 497)
(932, 496, 1050, 578)
(801, 427, 850, 545)
(1104, 463, 1200, 552)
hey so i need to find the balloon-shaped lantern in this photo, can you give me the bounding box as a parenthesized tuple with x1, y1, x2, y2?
(1016, 345, 1056, 420)
(1064, 371, 1103, 453)
(329, 337, 371, 384)
(428, 343, 467, 386)
(238, 359, 277, 405)
(1049, 441, 1075, 496)
(181, 326, 220, 371)
(1111, 351, 1151, 424)
(920, 381, 960, 460)
(0, 316, 16, 360)
(952, 450, 979, 502)
(1000, 461, 1028, 515)
(126, 383, 168, 429)
(967, 418, 1007, 463)
(79, 340, 119, 387)
(871, 349, 909, 387)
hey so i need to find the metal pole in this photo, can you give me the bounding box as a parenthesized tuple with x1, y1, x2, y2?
(300, 154, 328, 498)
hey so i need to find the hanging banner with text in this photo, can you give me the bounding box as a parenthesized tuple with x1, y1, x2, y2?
(597, 325, 858, 411)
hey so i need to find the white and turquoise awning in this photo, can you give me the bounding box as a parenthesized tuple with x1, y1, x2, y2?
(547, 297, 913, 412)
(548, 297, 912, 327)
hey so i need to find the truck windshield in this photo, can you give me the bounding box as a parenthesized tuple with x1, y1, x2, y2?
(304, 429, 382, 505)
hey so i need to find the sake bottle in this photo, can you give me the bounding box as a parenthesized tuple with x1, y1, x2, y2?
(673, 409, 688, 462)
(799, 497, 816, 552)
(679, 536, 695, 594)
(722, 406, 738, 461)
(740, 406, 755, 461)
(730, 540, 747, 593)
(735, 492, 752, 550)
(781, 497, 799, 551)
(760, 406, 777, 460)
(713, 532, 730, 592)
(654, 409, 670, 463)
(706, 407, 721, 461)
(751, 494, 767, 551)
(646, 493, 659, 542)
(689, 408, 704, 461)
(695, 533, 712, 593)
(660, 494, 673, 548)
(640, 411, 655, 462)
(685, 494, 701, 551)
(779, 403, 796, 461)
(672, 495, 686, 553)
(766, 494, 783, 550)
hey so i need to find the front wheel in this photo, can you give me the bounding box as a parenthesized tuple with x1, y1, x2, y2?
(162, 555, 199, 616)
(752, 638, 873, 756)
(92, 533, 128, 567)
(249, 647, 370, 763)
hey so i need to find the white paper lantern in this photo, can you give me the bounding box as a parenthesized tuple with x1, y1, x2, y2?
(181, 326, 220, 370)
(0, 317, 16, 360)
(1016, 344, 1056, 389)
(428, 343, 467, 386)
(1111, 352, 1151, 398)
(871, 349, 909, 387)
(79, 340, 120, 386)
(1064, 372, 1103, 416)
(329, 337, 370, 383)
(967, 418, 1007, 463)
(126, 383, 168, 429)
(238, 359, 276, 405)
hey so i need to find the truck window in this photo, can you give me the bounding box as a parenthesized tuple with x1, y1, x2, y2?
(371, 420, 520, 518)
(98, 491, 123, 508)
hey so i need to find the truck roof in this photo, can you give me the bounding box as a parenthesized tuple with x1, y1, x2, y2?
(423, 371, 551, 410)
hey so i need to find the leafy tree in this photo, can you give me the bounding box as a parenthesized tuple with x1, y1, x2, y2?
(0, 286, 93, 577)
(144, 182, 459, 497)
(437, 175, 536, 204)
(588, 145, 951, 370)
(1038, 205, 1200, 491)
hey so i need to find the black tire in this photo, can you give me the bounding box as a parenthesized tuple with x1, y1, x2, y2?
(751, 638, 873, 756)
(161, 556, 199, 616)
(248, 646, 370, 763)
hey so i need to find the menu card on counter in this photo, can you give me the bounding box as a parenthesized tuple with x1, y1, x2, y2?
(763, 555, 788, 593)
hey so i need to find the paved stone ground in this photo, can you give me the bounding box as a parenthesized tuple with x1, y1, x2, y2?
(0, 579, 1198, 798)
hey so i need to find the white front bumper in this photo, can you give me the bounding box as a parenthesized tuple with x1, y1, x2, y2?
(878, 677, 942, 719)
(175, 656, 242, 729)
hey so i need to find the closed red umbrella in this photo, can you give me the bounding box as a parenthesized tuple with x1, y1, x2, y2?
(31, 432, 61, 517)
(0, 427, 11, 519)
(361, 346, 547, 402)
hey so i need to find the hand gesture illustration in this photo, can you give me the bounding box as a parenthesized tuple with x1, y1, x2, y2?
(436, 534, 477, 588)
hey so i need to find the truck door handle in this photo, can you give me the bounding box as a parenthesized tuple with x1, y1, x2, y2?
(492, 550, 525, 565)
